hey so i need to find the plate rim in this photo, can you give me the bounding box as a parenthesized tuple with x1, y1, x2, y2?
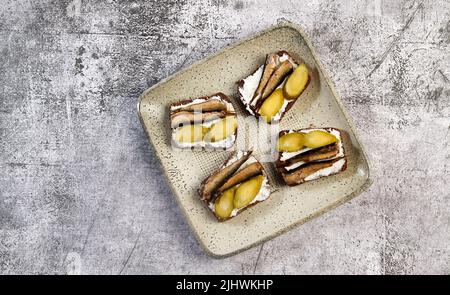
(137, 20, 373, 258)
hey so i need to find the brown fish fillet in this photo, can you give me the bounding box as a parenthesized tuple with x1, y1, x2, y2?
(260, 60, 293, 101)
(216, 162, 263, 194)
(199, 151, 252, 201)
(250, 53, 278, 107)
(279, 144, 340, 167)
(177, 99, 229, 113)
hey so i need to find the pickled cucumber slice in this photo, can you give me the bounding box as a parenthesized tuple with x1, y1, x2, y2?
(204, 116, 238, 142)
(283, 63, 309, 100)
(278, 132, 305, 152)
(233, 175, 265, 209)
(215, 187, 235, 219)
(303, 130, 338, 148)
(258, 89, 284, 123)
(175, 124, 208, 143)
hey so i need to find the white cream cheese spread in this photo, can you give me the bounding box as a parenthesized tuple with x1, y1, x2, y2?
(238, 65, 264, 115)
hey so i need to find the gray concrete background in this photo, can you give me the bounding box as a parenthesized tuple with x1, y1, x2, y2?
(0, 0, 449, 274)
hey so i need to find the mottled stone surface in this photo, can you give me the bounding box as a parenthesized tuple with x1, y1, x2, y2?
(0, 0, 449, 274)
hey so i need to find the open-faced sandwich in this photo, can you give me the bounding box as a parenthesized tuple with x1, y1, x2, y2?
(275, 128, 347, 186)
(199, 150, 272, 221)
(237, 50, 310, 123)
(169, 93, 237, 150)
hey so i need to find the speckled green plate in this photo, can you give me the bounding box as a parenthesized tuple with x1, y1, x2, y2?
(138, 21, 372, 257)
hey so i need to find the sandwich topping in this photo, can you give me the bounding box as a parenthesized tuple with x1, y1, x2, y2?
(199, 151, 271, 221)
(170, 95, 234, 113)
(279, 129, 344, 163)
(276, 128, 347, 186)
(170, 93, 237, 149)
(237, 51, 310, 123)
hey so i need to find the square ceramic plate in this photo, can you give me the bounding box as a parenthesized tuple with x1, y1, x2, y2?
(138, 22, 372, 257)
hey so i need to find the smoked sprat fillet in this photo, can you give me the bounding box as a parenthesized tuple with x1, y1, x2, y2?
(169, 93, 237, 150)
(199, 150, 272, 221)
(237, 50, 311, 123)
(275, 128, 347, 186)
